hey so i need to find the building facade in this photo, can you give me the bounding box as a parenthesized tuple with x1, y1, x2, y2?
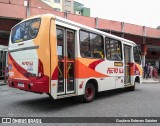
(74, 1, 83, 15)
(74, 1, 90, 16)
(62, 0, 74, 13)
(81, 7, 90, 17)
(41, 0, 90, 16)
(41, 0, 63, 11)
(41, 0, 74, 13)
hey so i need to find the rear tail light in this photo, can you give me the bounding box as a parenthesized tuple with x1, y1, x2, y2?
(134, 65, 140, 75)
(38, 59, 44, 78)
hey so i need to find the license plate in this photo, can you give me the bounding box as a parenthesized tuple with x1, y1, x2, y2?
(18, 82, 24, 88)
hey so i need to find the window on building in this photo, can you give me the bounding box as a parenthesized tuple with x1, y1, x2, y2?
(54, 8, 60, 11)
(75, 11, 81, 15)
(105, 38, 122, 61)
(77, 5, 83, 10)
(80, 30, 104, 58)
(65, 0, 71, 6)
(54, 0, 60, 3)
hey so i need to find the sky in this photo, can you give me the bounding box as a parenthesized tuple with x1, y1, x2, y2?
(75, 0, 160, 28)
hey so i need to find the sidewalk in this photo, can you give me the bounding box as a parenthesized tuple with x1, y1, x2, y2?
(0, 80, 7, 86)
(142, 74, 160, 84)
(142, 78, 160, 84)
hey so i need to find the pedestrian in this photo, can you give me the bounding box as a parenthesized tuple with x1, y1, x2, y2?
(149, 64, 153, 78)
(147, 63, 151, 78)
(153, 67, 158, 80)
(144, 64, 149, 79)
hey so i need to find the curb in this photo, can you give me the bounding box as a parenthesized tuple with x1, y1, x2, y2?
(142, 78, 160, 84)
(142, 82, 160, 84)
(0, 83, 7, 86)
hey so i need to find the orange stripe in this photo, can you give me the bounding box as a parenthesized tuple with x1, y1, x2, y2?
(136, 63, 143, 76)
(75, 60, 108, 78)
(75, 57, 98, 66)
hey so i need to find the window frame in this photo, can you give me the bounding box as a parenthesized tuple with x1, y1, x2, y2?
(56, 27, 64, 59)
(65, 0, 71, 6)
(54, 0, 60, 4)
(79, 29, 104, 59)
(105, 37, 123, 61)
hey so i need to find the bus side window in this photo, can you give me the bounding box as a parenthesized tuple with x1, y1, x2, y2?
(80, 31, 90, 58)
(67, 31, 74, 59)
(90, 33, 104, 59)
(57, 46, 63, 60)
(80, 30, 104, 59)
(92, 51, 104, 58)
(56, 29, 64, 60)
(105, 38, 122, 61)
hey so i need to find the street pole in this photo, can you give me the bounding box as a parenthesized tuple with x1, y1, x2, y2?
(26, 0, 30, 17)
(142, 26, 146, 67)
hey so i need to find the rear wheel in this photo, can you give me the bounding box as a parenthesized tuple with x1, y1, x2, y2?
(83, 83, 95, 103)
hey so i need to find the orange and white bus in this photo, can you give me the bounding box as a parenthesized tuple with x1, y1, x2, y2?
(8, 14, 142, 102)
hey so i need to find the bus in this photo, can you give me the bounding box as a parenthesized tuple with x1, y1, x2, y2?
(8, 14, 142, 102)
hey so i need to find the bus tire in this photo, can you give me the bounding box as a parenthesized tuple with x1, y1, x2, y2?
(83, 83, 95, 103)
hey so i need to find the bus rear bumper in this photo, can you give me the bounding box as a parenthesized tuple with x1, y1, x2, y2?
(8, 76, 49, 93)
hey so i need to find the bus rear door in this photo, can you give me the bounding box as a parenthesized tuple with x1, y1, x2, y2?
(56, 27, 75, 96)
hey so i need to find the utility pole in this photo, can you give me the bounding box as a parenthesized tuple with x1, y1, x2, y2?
(27, 0, 30, 17)
(142, 26, 146, 67)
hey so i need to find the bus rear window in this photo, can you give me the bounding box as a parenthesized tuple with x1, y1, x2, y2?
(11, 18, 41, 43)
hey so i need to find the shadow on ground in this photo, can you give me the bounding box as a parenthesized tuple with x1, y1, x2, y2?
(12, 87, 141, 112)
(96, 87, 141, 99)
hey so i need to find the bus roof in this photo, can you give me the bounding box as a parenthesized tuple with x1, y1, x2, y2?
(17, 14, 137, 46)
(52, 14, 136, 45)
